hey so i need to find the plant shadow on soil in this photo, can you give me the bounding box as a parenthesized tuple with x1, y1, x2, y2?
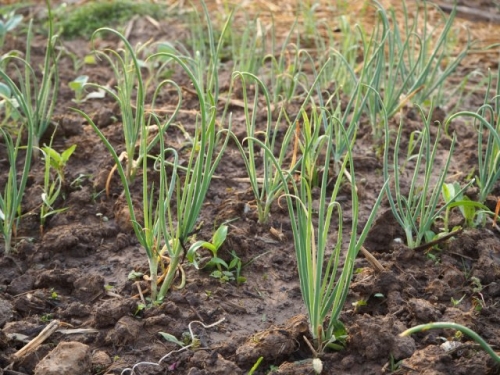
(1, 2, 500, 375)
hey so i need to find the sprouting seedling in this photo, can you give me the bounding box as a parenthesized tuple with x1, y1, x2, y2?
(41, 144, 76, 185)
(210, 250, 246, 284)
(0, 82, 22, 130)
(187, 224, 228, 271)
(68, 75, 88, 103)
(441, 181, 488, 230)
(187, 224, 246, 283)
(39, 145, 76, 234)
(400, 322, 500, 364)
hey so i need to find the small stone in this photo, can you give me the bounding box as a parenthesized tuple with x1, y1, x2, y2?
(408, 298, 442, 321)
(190, 351, 242, 375)
(92, 350, 112, 373)
(94, 299, 136, 328)
(105, 315, 143, 347)
(6, 273, 35, 295)
(34, 341, 91, 375)
(73, 274, 104, 302)
(92, 107, 115, 128)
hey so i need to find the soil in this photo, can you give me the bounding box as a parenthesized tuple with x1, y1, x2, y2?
(1, 1, 500, 375)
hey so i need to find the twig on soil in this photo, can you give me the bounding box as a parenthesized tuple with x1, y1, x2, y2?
(359, 245, 386, 272)
(488, 216, 500, 233)
(412, 228, 463, 252)
(436, 3, 500, 24)
(135, 281, 146, 306)
(120, 317, 226, 375)
(302, 335, 318, 358)
(10, 319, 60, 362)
(57, 328, 99, 335)
(121, 15, 139, 45)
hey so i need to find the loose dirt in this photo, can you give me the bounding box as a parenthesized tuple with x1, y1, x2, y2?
(1, 1, 499, 374)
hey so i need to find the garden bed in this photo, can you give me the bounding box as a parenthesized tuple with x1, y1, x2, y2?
(0, 1, 499, 374)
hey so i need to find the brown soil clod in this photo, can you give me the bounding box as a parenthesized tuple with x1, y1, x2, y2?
(235, 314, 309, 367)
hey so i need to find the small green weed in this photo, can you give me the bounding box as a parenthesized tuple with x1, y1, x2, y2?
(187, 225, 246, 284)
(56, 0, 164, 39)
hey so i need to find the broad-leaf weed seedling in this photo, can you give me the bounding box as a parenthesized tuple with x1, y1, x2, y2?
(39, 144, 76, 234)
(441, 182, 489, 230)
(187, 224, 246, 284)
(187, 224, 229, 271)
(125, 318, 225, 374)
(0, 10, 22, 49)
(68, 75, 89, 104)
(42, 144, 76, 186)
(0, 82, 22, 131)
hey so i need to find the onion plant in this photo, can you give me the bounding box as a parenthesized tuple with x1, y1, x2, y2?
(0, 0, 59, 160)
(327, 1, 469, 140)
(383, 105, 469, 248)
(320, 15, 361, 95)
(85, 29, 156, 187)
(252, 116, 386, 352)
(0, 127, 33, 254)
(0, 77, 35, 253)
(228, 71, 298, 223)
(148, 1, 231, 254)
(225, 12, 266, 75)
(264, 25, 310, 106)
(75, 80, 181, 303)
(373, 1, 468, 116)
(75, 2, 230, 302)
(290, 132, 385, 352)
(444, 72, 500, 205)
